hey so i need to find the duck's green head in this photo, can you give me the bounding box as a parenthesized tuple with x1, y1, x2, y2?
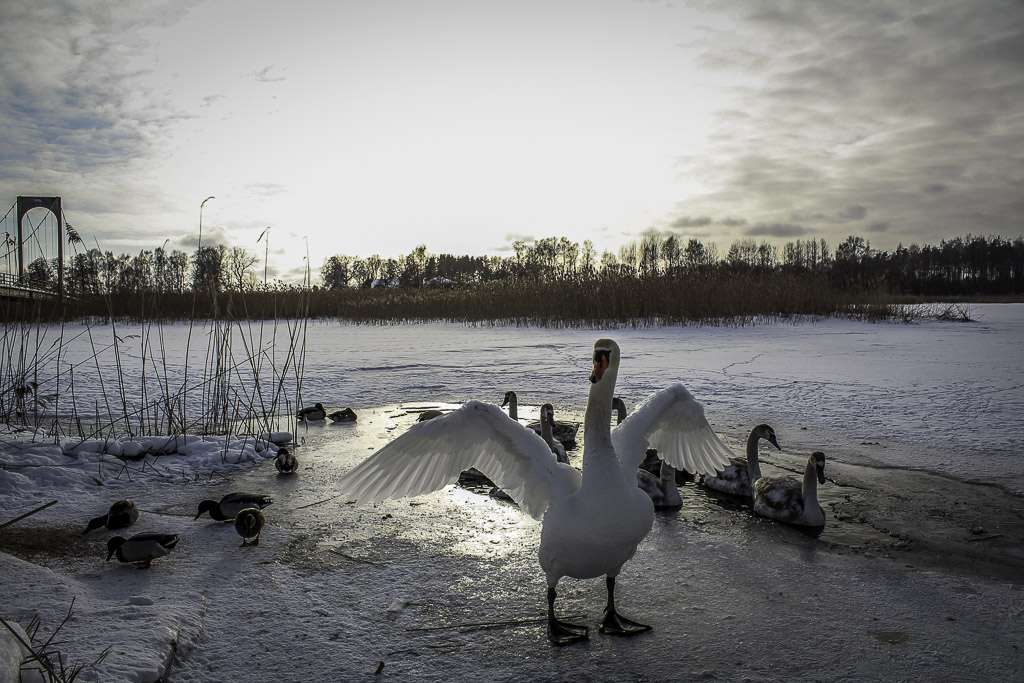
(106, 536, 125, 561)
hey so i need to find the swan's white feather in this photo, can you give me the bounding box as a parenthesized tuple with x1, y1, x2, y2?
(612, 383, 732, 479)
(337, 400, 580, 520)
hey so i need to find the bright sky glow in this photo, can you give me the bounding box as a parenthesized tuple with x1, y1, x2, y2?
(1, 0, 1021, 282)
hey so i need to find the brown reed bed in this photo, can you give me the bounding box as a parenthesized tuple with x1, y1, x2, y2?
(8, 271, 915, 326)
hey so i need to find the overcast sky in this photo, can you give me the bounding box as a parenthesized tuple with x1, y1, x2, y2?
(1, 0, 1021, 282)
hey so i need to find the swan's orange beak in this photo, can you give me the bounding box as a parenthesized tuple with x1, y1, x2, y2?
(590, 356, 608, 384)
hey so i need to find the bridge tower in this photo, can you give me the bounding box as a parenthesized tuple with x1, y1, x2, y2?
(16, 195, 63, 296)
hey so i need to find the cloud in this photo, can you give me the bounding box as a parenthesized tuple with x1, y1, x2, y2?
(504, 232, 534, 243)
(746, 223, 809, 238)
(176, 225, 231, 250)
(839, 205, 868, 221)
(253, 66, 286, 83)
(670, 215, 713, 228)
(673, 0, 1024, 248)
(866, 221, 890, 233)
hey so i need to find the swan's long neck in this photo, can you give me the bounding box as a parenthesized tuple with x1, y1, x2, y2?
(745, 430, 764, 481)
(508, 394, 518, 421)
(540, 412, 555, 447)
(802, 458, 820, 509)
(583, 363, 618, 458)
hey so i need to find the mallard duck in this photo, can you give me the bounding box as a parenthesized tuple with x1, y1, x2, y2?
(275, 448, 298, 474)
(195, 493, 273, 521)
(699, 424, 781, 497)
(234, 507, 266, 546)
(753, 451, 827, 526)
(83, 499, 139, 534)
(337, 339, 732, 645)
(297, 403, 327, 421)
(106, 532, 179, 568)
(328, 407, 357, 422)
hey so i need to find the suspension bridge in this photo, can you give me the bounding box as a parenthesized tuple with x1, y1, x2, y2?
(1, 196, 71, 300)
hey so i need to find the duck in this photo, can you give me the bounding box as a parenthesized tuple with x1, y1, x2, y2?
(417, 409, 444, 422)
(699, 424, 781, 497)
(275, 448, 298, 474)
(500, 390, 519, 420)
(328, 407, 358, 423)
(613, 398, 683, 508)
(234, 508, 266, 546)
(753, 451, 827, 526)
(538, 403, 569, 465)
(297, 403, 327, 421)
(83, 499, 139, 534)
(337, 339, 732, 645)
(195, 493, 273, 521)
(106, 532, 179, 568)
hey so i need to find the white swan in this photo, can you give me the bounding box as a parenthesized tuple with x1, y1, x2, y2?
(699, 424, 781, 497)
(337, 339, 732, 645)
(753, 451, 827, 526)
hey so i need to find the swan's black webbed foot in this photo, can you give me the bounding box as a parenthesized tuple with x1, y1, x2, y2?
(599, 575, 652, 637)
(599, 608, 651, 636)
(547, 585, 589, 646)
(549, 618, 589, 646)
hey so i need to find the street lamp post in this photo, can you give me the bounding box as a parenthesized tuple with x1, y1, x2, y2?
(199, 196, 215, 246)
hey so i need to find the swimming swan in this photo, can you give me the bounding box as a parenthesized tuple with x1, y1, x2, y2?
(699, 424, 781, 497)
(336, 339, 732, 645)
(753, 451, 827, 526)
(500, 390, 520, 420)
(614, 397, 682, 509)
(538, 403, 569, 465)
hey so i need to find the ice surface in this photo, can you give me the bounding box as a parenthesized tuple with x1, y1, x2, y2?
(1, 305, 1021, 681)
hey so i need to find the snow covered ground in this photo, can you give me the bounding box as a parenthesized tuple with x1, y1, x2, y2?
(1, 305, 1022, 681)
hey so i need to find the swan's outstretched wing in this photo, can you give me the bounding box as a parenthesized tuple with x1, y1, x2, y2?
(337, 400, 580, 520)
(612, 384, 733, 478)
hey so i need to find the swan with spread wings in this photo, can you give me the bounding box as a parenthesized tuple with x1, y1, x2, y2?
(337, 338, 731, 645)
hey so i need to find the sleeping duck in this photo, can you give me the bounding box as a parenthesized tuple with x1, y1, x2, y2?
(297, 403, 327, 421)
(753, 451, 827, 527)
(195, 493, 273, 521)
(275, 448, 298, 474)
(699, 424, 781, 497)
(83, 499, 139, 534)
(106, 532, 179, 568)
(234, 508, 266, 546)
(328, 407, 358, 423)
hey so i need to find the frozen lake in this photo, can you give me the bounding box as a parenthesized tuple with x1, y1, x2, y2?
(27, 303, 1024, 492)
(1, 304, 1022, 681)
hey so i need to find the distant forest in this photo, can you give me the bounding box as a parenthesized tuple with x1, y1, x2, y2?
(8, 232, 1023, 323)
(32, 232, 1024, 297)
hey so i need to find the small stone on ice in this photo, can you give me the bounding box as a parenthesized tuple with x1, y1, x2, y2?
(129, 596, 155, 606)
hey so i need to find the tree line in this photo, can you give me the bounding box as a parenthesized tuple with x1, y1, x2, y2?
(321, 233, 1024, 296)
(11, 232, 1024, 297)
